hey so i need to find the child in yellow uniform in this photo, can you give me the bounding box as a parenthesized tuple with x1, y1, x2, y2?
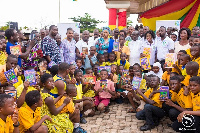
(117, 53, 130, 70)
(83, 68, 95, 98)
(135, 75, 165, 131)
(172, 50, 187, 74)
(56, 84, 87, 132)
(0, 94, 19, 133)
(190, 44, 200, 74)
(172, 76, 200, 132)
(182, 61, 199, 87)
(164, 76, 192, 122)
(179, 54, 191, 77)
(40, 73, 74, 133)
(161, 68, 172, 86)
(107, 52, 117, 66)
(97, 54, 107, 66)
(50, 63, 70, 98)
(18, 90, 50, 133)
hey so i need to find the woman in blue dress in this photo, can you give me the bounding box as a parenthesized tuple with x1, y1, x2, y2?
(95, 27, 114, 54)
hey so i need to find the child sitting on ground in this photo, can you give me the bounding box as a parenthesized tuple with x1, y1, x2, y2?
(94, 69, 115, 112)
(117, 53, 130, 70)
(0, 94, 19, 133)
(172, 76, 200, 132)
(82, 68, 96, 98)
(135, 75, 165, 131)
(73, 69, 95, 123)
(127, 70, 147, 113)
(40, 73, 74, 133)
(56, 84, 87, 133)
(18, 90, 50, 133)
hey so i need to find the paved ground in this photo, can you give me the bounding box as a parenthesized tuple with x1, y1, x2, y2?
(81, 103, 176, 133)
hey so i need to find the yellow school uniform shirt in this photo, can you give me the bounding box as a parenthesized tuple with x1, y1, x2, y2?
(13, 76, 23, 89)
(115, 45, 130, 60)
(181, 75, 191, 87)
(56, 96, 75, 114)
(140, 79, 147, 90)
(170, 88, 192, 109)
(106, 62, 117, 66)
(0, 116, 14, 133)
(172, 61, 182, 75)
(192, 56, 200, 75)
(191, 92, 200, 111)
(99, 62, 107, 67)
(162, 71, 170, 84)
(17, 86, 37, 107)
(0, 51, 7, 65)
(74, 83, 83, 100)
(181, 66, 187, 77)
(50, 75, 66, 95)
(117, 59, 130, 70)
(83, 84, 95, 98)
(141, 88, 163, 108)
(18, 105, 41, 133)
(186, 48, 192, 58)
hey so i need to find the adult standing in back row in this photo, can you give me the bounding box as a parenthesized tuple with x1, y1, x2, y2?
(61, 28, 76, 64)
(41, 25, 61, 64)
(156, 26, 174, 70)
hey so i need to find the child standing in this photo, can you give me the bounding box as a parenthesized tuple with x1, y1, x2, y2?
(0, 94, 19, 133)
(18, 90, 50, 133)
(190, 44, 200, 73)
(97, 54, 106, 66)
(115, 35, 130, 60)
(117, 53, 130, 70)
(179, 54, 191, 77)
(94, 69, 115, 111)
(172, 50, 187, 74)
(83, 46, 97, 69)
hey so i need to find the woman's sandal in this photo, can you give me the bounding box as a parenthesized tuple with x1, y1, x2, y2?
(127, 108, 137, 113)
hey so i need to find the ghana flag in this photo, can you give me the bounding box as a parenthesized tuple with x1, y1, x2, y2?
(140, 0, 200, 31)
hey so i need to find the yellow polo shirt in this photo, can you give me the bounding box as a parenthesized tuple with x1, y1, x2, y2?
(172, 61, 182, 75)
(56, 96, 75, 114)
(162, 71, 170, 84)
(170, 88, 192, 109)
(18, 105, 41, 133)
(74, 83, 83, 100)
(141, 88, 163, 108)
(181, 75, 191, 87)
(117, 59, 130, 70)
(191, 92, 200, 111)
(0, 116, 14, 133)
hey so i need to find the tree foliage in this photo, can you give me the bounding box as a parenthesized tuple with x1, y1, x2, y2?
(127, 19, 133, 27)
(69, 13, 105, 33)
(0, 22, 10, 31)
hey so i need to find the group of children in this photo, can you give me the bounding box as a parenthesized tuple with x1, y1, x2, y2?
(0, 29, 200, 133)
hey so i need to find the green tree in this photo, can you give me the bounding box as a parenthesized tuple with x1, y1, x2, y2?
(127, 19, 133, 27)
(69, 13, 105, 33)
(0, 21, 10, 31)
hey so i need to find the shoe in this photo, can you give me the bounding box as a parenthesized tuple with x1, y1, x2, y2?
(140, 123, 155, 131)
(73, 126, 87, 133)
(80, 117, 87, 124)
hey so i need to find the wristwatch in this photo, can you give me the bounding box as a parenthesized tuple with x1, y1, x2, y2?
(13, 122, 19, 127)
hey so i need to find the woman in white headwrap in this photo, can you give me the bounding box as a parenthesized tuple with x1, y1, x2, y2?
(145, 62, 163, 82)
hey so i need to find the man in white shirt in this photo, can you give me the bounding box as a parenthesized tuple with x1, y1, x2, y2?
(128, 31, 142, 65)
(140, 26, 149, 43)
(89, 29, 99, 45)
(156, 26, 174, 69)
(76, 30, 94, 58)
